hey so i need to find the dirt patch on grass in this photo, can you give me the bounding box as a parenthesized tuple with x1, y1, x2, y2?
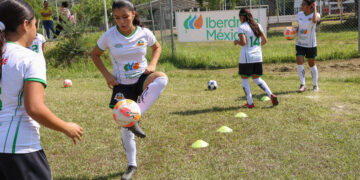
(267, 58, 360, 73)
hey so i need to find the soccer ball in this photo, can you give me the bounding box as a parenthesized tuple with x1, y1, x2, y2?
(207, 80, 218, 90)
(63, 79, 72, 88)
(284, 27, 296, 40)
(112, 99, 141, 127)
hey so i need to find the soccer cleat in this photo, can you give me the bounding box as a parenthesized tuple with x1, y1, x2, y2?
(121, 166, 137, 180)
(127, 123, 146, 138)
(242, 103, 255, 108)
(313, 85, 319, 92)
(297, 84, 307, 93)
(270, 94, 279, 106)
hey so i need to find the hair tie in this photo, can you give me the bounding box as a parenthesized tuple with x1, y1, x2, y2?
(0, 21, 5, 32)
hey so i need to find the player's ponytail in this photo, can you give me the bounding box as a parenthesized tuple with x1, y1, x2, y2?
(239, 8, 261, 37)
(0, 0, 35, 80)
(112, 0, 143, 27)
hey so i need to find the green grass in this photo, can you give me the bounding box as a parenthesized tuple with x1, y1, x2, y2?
(42, 59, 360, 179)
(44, 29, 358, 73)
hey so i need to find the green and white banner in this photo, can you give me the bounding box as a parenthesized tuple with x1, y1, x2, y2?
(175, 9, 267, 42)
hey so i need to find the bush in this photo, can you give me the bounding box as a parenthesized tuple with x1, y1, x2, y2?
(46, 20, 88, 67)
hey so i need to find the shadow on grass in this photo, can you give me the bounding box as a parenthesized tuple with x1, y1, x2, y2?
(236, 90, 299, 101)
(54, 171, 123, 180)
(171, 106, 242, 116)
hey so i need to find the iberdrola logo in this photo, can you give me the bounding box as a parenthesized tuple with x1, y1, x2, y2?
(124, 62, 140, 71)
(184, 14, 203, 31)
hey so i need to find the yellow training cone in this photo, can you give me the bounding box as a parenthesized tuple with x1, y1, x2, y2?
(261, 96, 270, 101)
(191, 140, 209, 148)
(217, 126, 233, 133)
(235, 112, 248, 118)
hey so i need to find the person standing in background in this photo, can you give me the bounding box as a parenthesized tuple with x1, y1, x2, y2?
(40, 1, 56, 39)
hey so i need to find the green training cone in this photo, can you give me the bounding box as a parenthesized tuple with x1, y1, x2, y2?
(191, 140, 209, 148)
(217, 126, 233, 133)
(261, 96, 270, 101)
(235, 112, 248, 118)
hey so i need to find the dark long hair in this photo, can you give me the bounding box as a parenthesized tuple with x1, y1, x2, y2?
(112, 0, 143, 27)
(239, 8, 261, 37)
(0, 0, 35, 80)
(303, 0, 315, 6)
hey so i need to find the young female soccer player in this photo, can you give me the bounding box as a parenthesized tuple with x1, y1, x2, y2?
(296, 0, 320, 92)
(0, 1, 83, 179)
(234, 8, 278, 108)
(90, 0, 168, 179)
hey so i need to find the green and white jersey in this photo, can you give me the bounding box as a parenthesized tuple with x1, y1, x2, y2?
(97, 26, 157, 85)
(296, 11, 321, 48)
(238, 22, 264, 64)
(29, 33, 46, 57)
(0, 42, 47, 154)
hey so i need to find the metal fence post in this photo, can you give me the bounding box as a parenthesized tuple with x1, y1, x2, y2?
(103, 0, 109, 31)
(358, 0, 360, 54)
(169, 0, 175, 59)
(149, 0, 156, 33)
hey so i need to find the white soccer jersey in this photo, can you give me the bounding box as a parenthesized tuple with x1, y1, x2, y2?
(0, 42, 47, 154)
(97, 26, 157, 84)
(296, 11, 321, 48)
(238, 22, 264, 64)
(29, 33, 46, 57)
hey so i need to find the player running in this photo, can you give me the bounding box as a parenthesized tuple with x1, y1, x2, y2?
(234, 8, 278, 108)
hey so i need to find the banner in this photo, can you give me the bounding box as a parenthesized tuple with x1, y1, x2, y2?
(175, 9, 267, 42)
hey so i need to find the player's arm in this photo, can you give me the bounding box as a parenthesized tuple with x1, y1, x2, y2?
(145, 41, 161, 74)
(237, 34, 247, 46)
(90, 46, 118, 88)
(42, 44, 45, 53)
(312, 2, 319, 23)
(260, 32, 267, 46)
(24, 81, 83, 144)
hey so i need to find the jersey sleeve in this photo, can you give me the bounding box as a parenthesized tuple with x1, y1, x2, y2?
(39, 34, 46, 43)
(145, 28, 157, 47)
(238, 26, 244, 34)
(24, 53, 47, 87)
(317, 12, 321, 19)
(96, 32, 108, 51)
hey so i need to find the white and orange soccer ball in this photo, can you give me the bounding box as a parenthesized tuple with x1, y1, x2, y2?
(63, 79, 72, 88)
(284, 27, 296, 40)
(112, 99, 141, 127)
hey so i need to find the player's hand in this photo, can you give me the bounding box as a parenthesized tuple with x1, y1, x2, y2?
(144, 65, 156, 74)
(64, 122, 83, 145)
(234, 40, 240, 45)
(104, 73, 119, 89)
(312, 2, 316, 8)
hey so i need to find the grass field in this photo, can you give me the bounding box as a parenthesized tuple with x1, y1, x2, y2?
(42, 58, 360, 179)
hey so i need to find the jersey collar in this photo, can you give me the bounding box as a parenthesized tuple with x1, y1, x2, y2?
(117, 26, 138, 38)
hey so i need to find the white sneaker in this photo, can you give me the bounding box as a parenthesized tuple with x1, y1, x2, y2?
(313, 85, 319, 92)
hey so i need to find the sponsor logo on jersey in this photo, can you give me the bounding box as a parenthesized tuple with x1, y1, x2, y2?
(124, 62, 140, 71)
(114, 92, 125, 101)
(300, 29, 308, 34)
(137, 40, 145, 47)
(114, 43, 123, 48)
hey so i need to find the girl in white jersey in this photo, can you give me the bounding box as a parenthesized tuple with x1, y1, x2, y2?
(0, 1, 83, 179)
(296, 0, 320, 92)
(234, 9, 278, 108)
(90, 1, 168, 179)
